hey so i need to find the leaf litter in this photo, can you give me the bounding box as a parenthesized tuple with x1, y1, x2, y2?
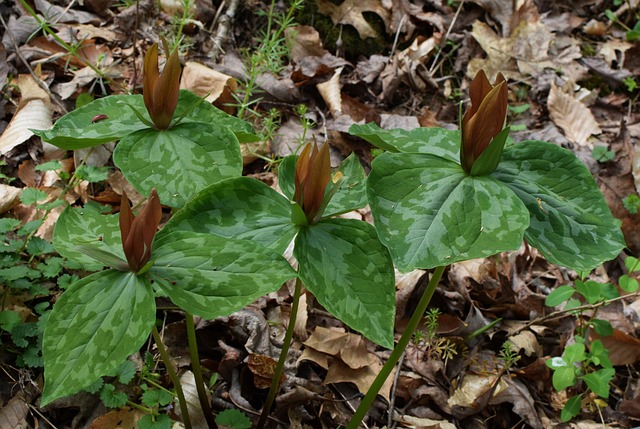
(0, 0, 640, 428)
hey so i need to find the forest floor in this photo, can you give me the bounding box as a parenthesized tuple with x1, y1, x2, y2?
(1, 0, 640, 428)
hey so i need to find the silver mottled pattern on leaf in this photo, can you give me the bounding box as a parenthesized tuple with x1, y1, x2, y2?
(113, 122, 241, 208)
(53, 205, 125, 270)
(294, 219, 395, 349)
(34, 90, 257, 150)
(157, 176, 298, 253)
(349, 123, 460, 161)
(150, 232, 296, 319)
(493, 141, 625, 271)
(42, 270, 155, 405)
(367, 152, 529, 271)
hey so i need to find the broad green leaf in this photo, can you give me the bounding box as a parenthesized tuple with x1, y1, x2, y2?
(113, 122, 242, 208)
(552, 366, 576, 391)
(348, 123, 460, 162)
(294, 219, 395, 348)
(279, 153, 368, 217)
(588, 339, 613, 367)
(42, 270, 155, 405)
(545, 285, 576, 307)
(625, 256, 639, 273)
(564, 343, 586, 364)
(157, 177, 298, 254)
(34, 90, 257, 149)
(590, 319, 614, 337)
(215, 409, 252, 429)
(367, 152, 529, 271)
(53, 206, 125, 271)
(619, 275, 639, 292)
(575, 280, 602, 304)
(493, 141, 625, 272)
(583, 368, 615, 398)
(561, 395, 582, 422)
(150, 232, 295, 319)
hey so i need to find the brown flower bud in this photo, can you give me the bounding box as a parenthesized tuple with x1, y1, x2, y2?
(143, 43, 181, 130)
(120, 189, 162, 272)
(294, 142, 331, 224)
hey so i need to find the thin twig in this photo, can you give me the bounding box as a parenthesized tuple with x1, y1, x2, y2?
(210, 0, 242, 61)
(387, 350, 406, 429)
(428, 0, 466, 75)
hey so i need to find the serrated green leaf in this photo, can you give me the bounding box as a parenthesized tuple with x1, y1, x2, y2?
(35, 91, 256, 150)
(552, 366, 576, 391)
(0, 266, 40, 282)
(348, 123, 460, 162)
(57, 273, 79, 289)
(38, 257, 65, 278)
(35, 160, 63, 171)
(11, 322, 38, 347)
(18, 343, 43, 368)
(215, 409, 252, 429)
(141, 388, 173, 407)
(294, 219, 395, 348)
(18, 220, 44, 236)
(545, 285, 575, 307)
(0, 311, 23, 332)
(100, 383, 128, 408)
(138, 414, 171, 429)
(53, 206, 125, 271)
(583, 368, 615, 398)
(42, 270, 155, 406)
(114, 360, 137, 384)
(75, 165, 109, 183)
(26, 236, 55, 256)
(113, 122, 241, 208)
(20, 188, 48, 206)
(561, 395, 581, 422)
(158, 177, 298, 254)
(367, 152, 529, 271)
(150, 232, 295, 319)
(0, 218, 21, 233)
(493, 141, 625, 272)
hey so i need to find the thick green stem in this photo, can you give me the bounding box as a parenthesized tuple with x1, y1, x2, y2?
(346, 266, 447, 429)
(185, 312, 217, 429)
(151, 326, 192, 429)
(257, 277, 303, 429)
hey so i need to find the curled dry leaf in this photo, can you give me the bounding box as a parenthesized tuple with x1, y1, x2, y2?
(393, 414, 457, 429)
(633, 142, 640, 194)
(316, 0, 390, 39)
(286, 25, 328, 64)
(547, 82, 601, 147)
(247, 353, 284, 389)
(0, 185, 22, 214)
(86, 408, 144, 429)
(180, 62, 237, 104)
(0, 395, 29, 429)
(316, 67, 343, 117)
(0, 75, 52, 155)
(592, 329, 640, 366)
(178, 371, 209, 429)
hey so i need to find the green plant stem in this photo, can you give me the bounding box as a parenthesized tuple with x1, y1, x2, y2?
(346, 266, 446, 429)
(151, 326, 192, 429)
(185, 312, 217, 429)
(257, 276, 303, 429)
(126, 400, 154, 414)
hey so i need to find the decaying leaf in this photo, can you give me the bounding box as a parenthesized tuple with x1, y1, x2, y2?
(316, 0, 390, 39)
(247, 353, 284, 389)
(317, 67, 343, 117)
(0, 395, 29, 429)
(508, 331, 542, 357)
(592, 329, 640, 366)
(633, 143, 640, 195)
(178, 371, 209, 429)
(547, 82, 601, 147)
(0, 75, 52, 155)
(180, 62, 237, 104)
(299, 327, 394, 400)
(0, 185, 22, 214)
(86, 407, 144, 429)
(393, 414, 457, 429)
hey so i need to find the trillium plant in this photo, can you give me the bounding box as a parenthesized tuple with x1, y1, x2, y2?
(37, 56, 625, 428)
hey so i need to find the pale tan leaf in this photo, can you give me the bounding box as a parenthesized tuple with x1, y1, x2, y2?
(316, 67, 343, 117)
(0, 75, 52, 155)
(448, 373, 506, 408)
(316, 0, 390, 39)
(0, 395, 29, 429)
(324, 356, 394, 401)
(508, 331, 542, 357)
(178, 371, 209, 429)
(0, 185, 23, 214)
(180, 62, 237, 104)
(286, 25, 327, 64)
(86, 407, 144, 429)
(633, 142, 640, 195)
(394, 414, 457, 429)
(547, 82, 601, 146)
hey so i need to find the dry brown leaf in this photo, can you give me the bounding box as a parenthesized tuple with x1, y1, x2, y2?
(86, 407, 144, 429)
(178, 371, 209, 429)
(393, 414, 457, 429)
(323, 355, 394, 401)
(180, 62, 237, 104)
(0, 395, 29, 429)
(448, 373, 505, 409)
(508, 331, 542, 357)
(303, 327, 373, 369)
(316, 67, 343, 117)
(286, 25, 328, 64)
(316, 0, 390, 39)
(247, 353, 283, 389)
(633, 141, 640, 195)
(0, 75, 52, 155)
(592, 329, 640, 366)
(547, 82, 601, 147)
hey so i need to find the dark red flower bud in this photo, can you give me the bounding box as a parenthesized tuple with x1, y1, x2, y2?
(143, 43, 181, 130)
(120, 189, 162, 272)
(294, 142, 331, 224)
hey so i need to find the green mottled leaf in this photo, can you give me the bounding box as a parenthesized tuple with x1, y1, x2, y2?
(367, 152, 529, 271)
(279, 152, 368, 217)
(42, 270, 155, 405)
(150, 232, 295, 319)
(53, 206, 125, 271)
(34, 90, 257, 150)
(349, 123, 460, 162)
(158, 177, 298, 253)
(294, 219, 395, 348)
(114, 122, 241, 208)
(493, 141, 625, 272)
(545, 285, 576, 307)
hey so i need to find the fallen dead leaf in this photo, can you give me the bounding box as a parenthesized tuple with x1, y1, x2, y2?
(633, 142, 640, 194)
(0, 75, 52, 155)
(0, 394, 29, 429)
(0, 185, 22, 214)
(592, 329, 640, 366)
(247, 353, 283, 389)
(317, 67, 343, 117)
(180, 62, 237, 104)
(86, 407, 144, 429)
(323, 354, 394, 401)
(316, 0, 390, 39)
(303, 327, 373, 369)
(508, 330, 542, 357)
(547, 82, 601, 147)
(178, 371, 209, 429)
(393, 413, 457, 429)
